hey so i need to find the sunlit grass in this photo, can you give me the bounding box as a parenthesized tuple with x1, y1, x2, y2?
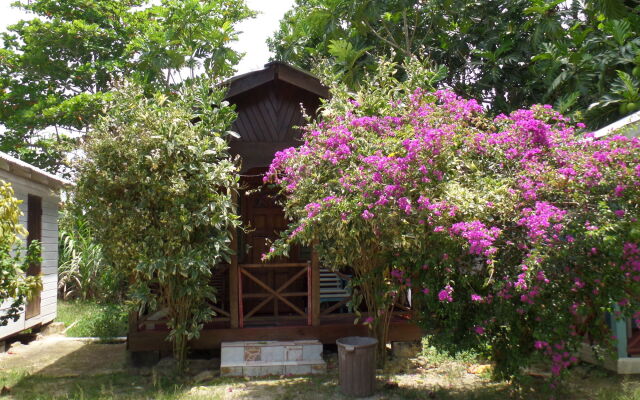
(56, 300, 127, 338)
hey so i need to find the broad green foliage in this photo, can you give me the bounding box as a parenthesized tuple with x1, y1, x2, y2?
(74, 80, 240, 368)
(56, 300, 127, 338)
(270, 0, 538, 110)
(58, 206, 124, 302)
(527, 0, 640, 128)
(266, 58, 640, 380)
(269, 0, 640, 129)
(0, 0, 253, 173)
(0, 181, 41, 326)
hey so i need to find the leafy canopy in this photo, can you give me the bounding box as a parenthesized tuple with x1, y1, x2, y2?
(269, 0, 640, 129)
(0, 0, 253, 173)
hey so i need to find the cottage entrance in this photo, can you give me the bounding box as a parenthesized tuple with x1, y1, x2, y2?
(237, 172, 311, 327)
(25, 194, 42, 320)
(127, 63, 423, 353)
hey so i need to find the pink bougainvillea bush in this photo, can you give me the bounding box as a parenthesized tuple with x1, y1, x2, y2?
(264, 59, 640, 378)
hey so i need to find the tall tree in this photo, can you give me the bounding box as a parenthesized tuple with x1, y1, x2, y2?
(269, 0, 640, 128)
(0, 0, 253, 173)
(74, 80, 240, 368)
(527, 0, 640, 127)
(269, 0, 541, 111)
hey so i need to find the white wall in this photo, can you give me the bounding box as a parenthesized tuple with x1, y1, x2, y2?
(0, 170, 59, 340)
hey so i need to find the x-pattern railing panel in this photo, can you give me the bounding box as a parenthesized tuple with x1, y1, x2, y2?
(238, 262, 311, 328)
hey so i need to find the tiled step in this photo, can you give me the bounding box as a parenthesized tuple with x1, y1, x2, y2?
(221, 340, 326, 377)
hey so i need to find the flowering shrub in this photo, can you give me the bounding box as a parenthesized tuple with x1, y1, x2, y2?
(75, 80, 240, 369)
(265, 59, 640, 379)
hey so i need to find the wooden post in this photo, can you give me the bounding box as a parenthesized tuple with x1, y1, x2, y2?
(127, 309, 139, 352)
(238, 267, 244, 328)
(307, 261, 312, 326)
(128, 310, 138, 334)
(311, 240, 320, 327)
(229, 192, 240, 329)
(613, 305, 628, 358)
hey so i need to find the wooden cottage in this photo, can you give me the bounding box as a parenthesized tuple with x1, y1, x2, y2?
(0, 151, 69, 343)
(127, 62, 421, 356)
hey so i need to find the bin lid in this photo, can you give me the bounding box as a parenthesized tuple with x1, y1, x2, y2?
(336, 336, 378, 347)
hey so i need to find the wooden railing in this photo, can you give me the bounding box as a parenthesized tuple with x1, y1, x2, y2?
(238, 262, 311, 328)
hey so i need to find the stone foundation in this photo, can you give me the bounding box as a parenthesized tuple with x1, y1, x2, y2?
(221, 340, 326, 377)
(579, 343, 640, 374)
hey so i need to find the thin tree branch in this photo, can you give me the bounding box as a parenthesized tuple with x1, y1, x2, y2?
(402, 9, 411, 55)
(362, 20, 412, 57)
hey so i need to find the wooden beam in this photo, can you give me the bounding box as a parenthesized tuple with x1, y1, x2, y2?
(311, 241, 320, 326)
(241, 268, 307, 317)
(127, 310, 139, 351)
(273, 63, 330, 98)
(320, 298, 350, 316)
(225, 68, 275, 99)
(128, 320, 423, 352)
(240, 263, 307, 268)
(229, 191, 239, 329)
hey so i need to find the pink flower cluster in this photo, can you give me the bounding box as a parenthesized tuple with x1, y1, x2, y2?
(518, 202, 567, 242)
(450, 221, 501, 257)
(438, 285, 454, 302)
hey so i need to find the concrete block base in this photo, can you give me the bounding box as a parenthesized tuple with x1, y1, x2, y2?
(39, 322, 65, 336)
(221, 340, 326, 377)
(392, 341, 421, 359)
(579, 343, 640, 374)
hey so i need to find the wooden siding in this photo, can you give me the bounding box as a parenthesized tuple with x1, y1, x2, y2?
(0, 170, 59, 340)
(228, 80, 322, 172)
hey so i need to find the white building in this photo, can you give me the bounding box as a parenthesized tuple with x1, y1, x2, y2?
(593, 110, 640, 139)
(0, 151, 69, 341)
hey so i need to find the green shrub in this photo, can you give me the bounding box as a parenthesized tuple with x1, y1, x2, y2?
(74, 80, 240, 368)
(57, 301, 127, 338)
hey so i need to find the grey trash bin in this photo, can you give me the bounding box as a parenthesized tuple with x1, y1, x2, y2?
(336, 336, 378, 397)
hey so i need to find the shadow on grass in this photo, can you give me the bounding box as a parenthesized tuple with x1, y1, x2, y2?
(3, 342, 640, 400)
(0, 342, 193, 400)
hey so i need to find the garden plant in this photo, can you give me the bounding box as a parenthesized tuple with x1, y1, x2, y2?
(74, 80, 240, 369)
(265, 58, 640, 380)
(0, 181, 41, 326)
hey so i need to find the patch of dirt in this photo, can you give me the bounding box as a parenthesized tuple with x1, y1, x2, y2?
(0, 335, 127, 377)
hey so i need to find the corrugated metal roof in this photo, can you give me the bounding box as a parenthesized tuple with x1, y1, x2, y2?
(593, 111, 640, 139)
(0, 151, 72, 190)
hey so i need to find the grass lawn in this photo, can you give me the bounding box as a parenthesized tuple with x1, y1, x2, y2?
(15, 304, 637, 399)
(55, 300, 128, 338)
(3, 359, 640, 400)
(3, 336, 640, 399)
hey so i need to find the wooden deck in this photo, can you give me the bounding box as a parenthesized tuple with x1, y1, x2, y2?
(128, 316, 422, 352)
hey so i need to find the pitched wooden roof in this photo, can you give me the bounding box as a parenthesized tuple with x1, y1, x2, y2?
(224, 62, 328, 172)
(224, 61, 329, 99)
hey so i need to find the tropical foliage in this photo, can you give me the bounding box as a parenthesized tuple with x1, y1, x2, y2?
(0, 0, 253, 173)
(74, 80, 240, 368)
(56, 300, 128, 338)
(265, 58, 640, 380)
(58, 206, 125, 302)
(0, 181, 41, 326)
(269, 0, 640, 128)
